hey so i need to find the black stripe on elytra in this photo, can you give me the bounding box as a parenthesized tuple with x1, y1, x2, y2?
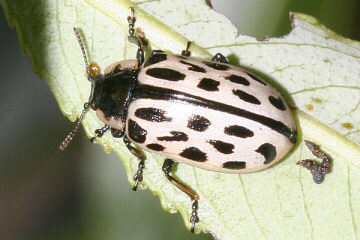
(135, 107, 172, 122)
(233, 89, 261, 105)
(132, 85, 296, 142)
(187, 115, 211, 132)
(224, 125, 254, 138)
(146, 68, 186, 81)
(197, 78, 220, 91)
(246, 72, 267, 85)
(128, 119, 147, 143)
(225, 74, 250, 86)
(209, 140, 234, 154)
(157, 131, 188, 142)
(269, 96, 286, 111)
(180, 60, 206, 73)
(223, 161, 246, 169)
(144, 54, 167, 68)
(203, 61, 230, 71)
(146, 143, 165, 151)
(256, 143, 276, 164)
(180, 147, 207, 162)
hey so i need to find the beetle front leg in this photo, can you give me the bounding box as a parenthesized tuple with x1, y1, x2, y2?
(127, 7, 145, 65)
(123, 136, 146, 191)
(297, 140, 332, 183)
(90, 125, 110, 143)
(162, 159, 199, 233)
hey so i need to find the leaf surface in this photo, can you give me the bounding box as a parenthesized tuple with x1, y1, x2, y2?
(2, 0, 360, 239)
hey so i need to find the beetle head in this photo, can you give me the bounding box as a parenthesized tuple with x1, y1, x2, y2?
(59, 28, 137, 151)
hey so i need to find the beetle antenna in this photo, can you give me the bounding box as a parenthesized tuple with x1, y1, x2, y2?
(73, 27, 92, 81)
(59, 103, 90, 151)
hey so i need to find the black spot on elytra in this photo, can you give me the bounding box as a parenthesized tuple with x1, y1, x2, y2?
(128, 119, 147, 143)
(203, 61, 230, 71)
(180, 60, 206, 73)
(233, 89, 261, 105)
(187, 115, 211, 132)
(223, 161, 246, 169)
(269, 96, 286, 111)
(157, 131, 188, 142)
(146, 143, 165, 151)
(209, 140, 234, 154)
(180, 147, 207, 162)
(247, 72, 267, 85)
(144, 54, 167, 67)
(256, 143, 277, 164)
(135, 107, 172, 122)
(224, 125, 254, 138)
(146, 68, 186, 81)
(225, 75, 250, 86)
(197, 78, 220, 91)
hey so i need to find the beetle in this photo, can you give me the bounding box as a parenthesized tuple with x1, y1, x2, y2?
(59, 8, 331, 232)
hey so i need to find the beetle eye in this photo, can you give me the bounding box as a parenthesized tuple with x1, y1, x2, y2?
(89, 62, 101, 78)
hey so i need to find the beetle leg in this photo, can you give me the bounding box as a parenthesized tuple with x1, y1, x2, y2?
(212, 53, 229, 63)
(181, 41, 192, 57)
(297, 140, 332, 184)
(151, 50, 165, 56)
(123, 135, 146, 191)
(127, 7, 144, 66)
(90, 125, 110, 143)
(110, 128, 125, 138)
(162, 159, 199, 233)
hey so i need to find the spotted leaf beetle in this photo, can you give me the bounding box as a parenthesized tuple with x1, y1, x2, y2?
(60, 8, 332, 232)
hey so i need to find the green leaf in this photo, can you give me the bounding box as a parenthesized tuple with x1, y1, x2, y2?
(2, 0, 360, 239)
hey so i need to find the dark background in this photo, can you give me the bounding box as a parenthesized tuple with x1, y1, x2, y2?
(1, 1, 359, 239)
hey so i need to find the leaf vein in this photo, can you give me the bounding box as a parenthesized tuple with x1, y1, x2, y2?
(238, 175, 268, 240)
(298, 144, 315, 240)
(347, 165, 359, 239)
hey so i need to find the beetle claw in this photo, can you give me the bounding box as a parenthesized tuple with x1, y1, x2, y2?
(132, 178, 139, 191)
(190, 200, 199, 233)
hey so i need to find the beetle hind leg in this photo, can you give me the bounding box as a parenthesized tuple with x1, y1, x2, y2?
(123, 136, 146, 190)
(162, 159, 199, 233)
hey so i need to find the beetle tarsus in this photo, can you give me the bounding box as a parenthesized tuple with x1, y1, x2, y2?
(289, 130, 297, 144)
(162, 159, 200, 233)
(128, 7, 144, 65)
(297, 140, 332, 184)
(132, 158, 145, 191)
(123, 136, 146, 190)
(212, 53, 229, 63)
(151, 50, 165, 56)
(181, 41, 192, 57)
(190, 199, 199, 233)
